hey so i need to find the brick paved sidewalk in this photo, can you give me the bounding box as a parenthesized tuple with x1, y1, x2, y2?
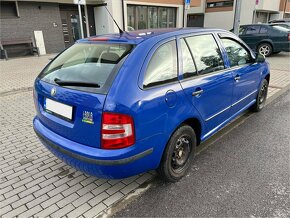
(0, 52, 289, 218)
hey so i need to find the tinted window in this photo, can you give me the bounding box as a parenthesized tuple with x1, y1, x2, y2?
(245, 26, 261, 34)
(40, 43, 133, 92)
(221, 38, 252, 67)
(143, 40, 177, 88)
(185, 35, 224, 75)
(181, 39, 197, 79)
(260, 27, 268, 34)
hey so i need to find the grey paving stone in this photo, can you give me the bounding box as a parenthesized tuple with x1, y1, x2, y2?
(67, 203, 91, 218)
(3, 185, 26, 199)
(26, 194, 50, 209)
(18, 185, 40, 198)
(41, 193, 64, 209)
(77, 182, 98, 196)
(136, 173, 153, 185)
(0, 194, 19, 209)
(35, 204, 59, 217)
(18, 205, 43, 218)
(62, 183, 83, 197)
(106, 182, 126, 195)
(88, 192, 109, 207)
(83, 202, 107, 218)
(11, 194, 35, 209)
(103, 192, 124, 207)
(57, 193, 79, 208)
(47, 183, 69, 198)
(120, 181, 140, 195)
(1, 205, 27, 218)
(72, 192, 94, 207)
(91, 183, 111, 196)
(51, 203, 75, 218)
(0, 205, 12, 217)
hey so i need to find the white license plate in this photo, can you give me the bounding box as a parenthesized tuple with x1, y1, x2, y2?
(45, 98, 73, 120)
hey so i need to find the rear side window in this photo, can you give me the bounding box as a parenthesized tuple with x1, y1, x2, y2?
(260, 27, 268, 34)
(185, 34, 224, 75)
(39, 43, 133, 93)
(221, 38, 252, 67)
(143, 40, 177, 88)
(245, 26, 260, 34)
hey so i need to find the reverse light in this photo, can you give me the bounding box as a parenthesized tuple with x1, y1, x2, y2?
(101, 112, 135, 149)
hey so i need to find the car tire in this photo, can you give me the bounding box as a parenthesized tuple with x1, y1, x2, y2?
(257, 43, 273, 57)
(157, 125, 196, 182)
(250, 79, 269, 112)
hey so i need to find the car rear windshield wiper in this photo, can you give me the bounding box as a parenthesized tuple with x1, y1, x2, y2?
(54, 78, 100, 88)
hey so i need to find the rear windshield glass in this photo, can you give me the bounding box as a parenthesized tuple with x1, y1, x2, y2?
(272, 25, 289, 32)
(39, 43, 134, 93)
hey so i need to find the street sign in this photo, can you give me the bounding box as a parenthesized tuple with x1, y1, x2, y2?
(185, 0, 191, 10)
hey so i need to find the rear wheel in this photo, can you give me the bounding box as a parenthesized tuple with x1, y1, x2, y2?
(158, 125, 196, 182)
(250, 79, 269, 112)
(257, 43, 273, 57)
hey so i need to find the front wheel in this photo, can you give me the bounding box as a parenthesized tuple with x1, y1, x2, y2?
(250, 79, 269, 112)
(257, 43, 273, 57)
(157, 125, 196, 182)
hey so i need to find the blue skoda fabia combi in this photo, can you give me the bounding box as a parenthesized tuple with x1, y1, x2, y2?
(33, 28, 270, 182)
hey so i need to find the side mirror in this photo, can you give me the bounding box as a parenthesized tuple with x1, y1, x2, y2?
(256, 53, 266, 63)
(255, 53, 265, 63)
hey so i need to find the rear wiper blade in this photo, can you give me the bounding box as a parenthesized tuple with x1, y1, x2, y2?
(54, 78, 100, 88)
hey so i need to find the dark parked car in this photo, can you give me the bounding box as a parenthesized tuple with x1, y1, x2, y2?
(238, 24, 290, 56)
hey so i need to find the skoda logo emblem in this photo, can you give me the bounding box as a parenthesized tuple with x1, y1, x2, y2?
(51, 87, 56, 96)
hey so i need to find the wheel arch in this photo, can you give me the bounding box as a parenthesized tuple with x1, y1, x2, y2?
(256, 40, 275, 52)
(182, 117, 202, 146)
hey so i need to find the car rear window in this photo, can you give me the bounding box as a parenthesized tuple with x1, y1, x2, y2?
(39, 43, 134, 93)
(272, 25, 290, 32)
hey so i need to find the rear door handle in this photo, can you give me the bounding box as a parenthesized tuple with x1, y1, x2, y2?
(192, 89, 204, 96)
(234, 75, 241, 82)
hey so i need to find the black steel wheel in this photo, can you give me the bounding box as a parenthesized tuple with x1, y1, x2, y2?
(158, 125, 196, 182)
(251, 79, 269, 112)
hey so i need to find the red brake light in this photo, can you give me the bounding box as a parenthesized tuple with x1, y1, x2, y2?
(288, 33, 290, 41)
(101, 112, 135, 149)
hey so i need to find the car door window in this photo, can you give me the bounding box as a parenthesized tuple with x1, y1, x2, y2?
(221, 38, 252, 67)
(143, 40, 177, 88)
(239, 26, 246, 35)
(185, 34, 224, 75)
(180, 38, 197, 79)
(245, 26, 260, 35)
(260, 27, 268, 34)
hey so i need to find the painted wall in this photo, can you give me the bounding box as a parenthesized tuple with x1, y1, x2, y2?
(0, 1, 65, 53)
(256, 0, 280, 12)
(204, 11, 234, 30)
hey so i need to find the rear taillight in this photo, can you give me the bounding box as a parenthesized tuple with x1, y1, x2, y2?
(101, 112, 135, 149)
(288, 33, 290, 41)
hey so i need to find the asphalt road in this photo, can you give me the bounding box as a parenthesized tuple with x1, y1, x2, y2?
(114, 89, 290, 217)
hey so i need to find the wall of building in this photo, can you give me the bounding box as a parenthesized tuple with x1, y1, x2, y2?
(204, 10, 234, 29)
(256, 0, 280, 12)
(0, 1, 65, 53)
(240, 0, 256, 25)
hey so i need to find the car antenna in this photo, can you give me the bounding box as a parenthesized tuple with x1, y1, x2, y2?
(102, 4, 124, 35)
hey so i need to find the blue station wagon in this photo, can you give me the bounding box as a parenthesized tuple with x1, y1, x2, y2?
(33, 28, 270, 182)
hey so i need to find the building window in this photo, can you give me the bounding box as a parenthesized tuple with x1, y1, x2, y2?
(0, 1, 18, 19)
(207, 1, 234, 8)
(127, 5, 176, 31)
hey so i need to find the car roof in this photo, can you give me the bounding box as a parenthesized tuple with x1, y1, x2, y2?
(78, 28, 226, 45)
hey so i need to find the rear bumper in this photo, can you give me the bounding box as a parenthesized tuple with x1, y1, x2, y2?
(33, 117, 155, 179)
